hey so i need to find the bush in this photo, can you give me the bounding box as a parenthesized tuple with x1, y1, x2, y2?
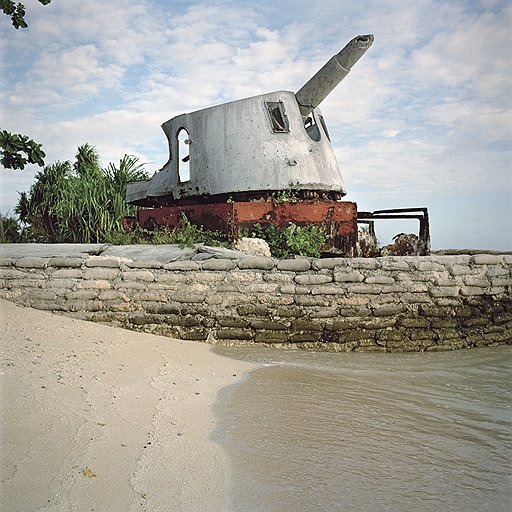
(16, 145, 148, 243)
(249, 222, 326, 258)
(0, 214, 23, 243)
(106, 214, 227, 248)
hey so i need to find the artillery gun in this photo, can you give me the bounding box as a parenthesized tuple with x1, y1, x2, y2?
(126, 35, 429, 255)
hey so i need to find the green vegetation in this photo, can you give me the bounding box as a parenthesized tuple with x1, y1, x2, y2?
(270, 188, 300, 202)
(107, 214, 227, 248)
(250, 222, 326, 258)
(0, 130, 46, 170)
(0, 214, 24, 243)
(1, 0, 51, 29)
(11, 144, 148, 243)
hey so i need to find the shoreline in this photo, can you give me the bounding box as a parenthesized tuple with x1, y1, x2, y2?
(0, 299, 256, 511)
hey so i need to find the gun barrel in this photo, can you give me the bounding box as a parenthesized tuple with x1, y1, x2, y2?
(295, 34, 374, 119)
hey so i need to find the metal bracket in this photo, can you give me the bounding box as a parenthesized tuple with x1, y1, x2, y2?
(357, 207, 430, 255)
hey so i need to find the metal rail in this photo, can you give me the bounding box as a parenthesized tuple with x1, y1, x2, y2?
(357, 207, 430, 255)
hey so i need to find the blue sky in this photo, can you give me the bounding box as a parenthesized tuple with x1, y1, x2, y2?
(1, 0, 511, 249)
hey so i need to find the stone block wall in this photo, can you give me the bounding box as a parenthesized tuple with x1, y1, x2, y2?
(1, 251, 511, 352)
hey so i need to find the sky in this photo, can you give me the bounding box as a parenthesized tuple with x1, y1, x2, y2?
(1, 0, 511, 250)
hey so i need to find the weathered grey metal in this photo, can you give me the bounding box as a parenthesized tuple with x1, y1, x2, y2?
(295, 34, 374, 119)
(126, 35, 373, 207)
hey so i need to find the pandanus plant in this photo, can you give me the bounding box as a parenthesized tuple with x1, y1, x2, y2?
(15, 144, 148, 243)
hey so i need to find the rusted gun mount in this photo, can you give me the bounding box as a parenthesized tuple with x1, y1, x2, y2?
(357, 208, 431, 256)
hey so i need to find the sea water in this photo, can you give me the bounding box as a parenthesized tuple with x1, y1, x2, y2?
(212, 345, 512, 512)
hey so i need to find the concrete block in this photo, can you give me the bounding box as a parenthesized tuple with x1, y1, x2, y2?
(0, 269, 31, 279)
(254, 330, 289, 342)
(263, 273, 294, 284)
(122, 270, 155, 282)
(289, 332, 322, 342)
(69, 300, 103, 312)
(449, 265, 481, 276)
(292, 319, 324, 331)
(294, 295, 331, 306)
(372, 304, 406, 317)
(310, 308, 338, 318)
(379, 259, 411, 271)
(31, 301, 67, 311)
(250, 320, 288, 330)
(380, 285, 409, 294)
(218, 318, 250, 328)
(472, 254, 503, 265)
(429, 286, 460, 298)
(226, 270, 264, 282)
(312, 258, 348, 270)
(311, 285, 345, 295)
(486, 267, 510, 277)
(333, 271, 364, 283)
(137, 291, 168, 302)
(463, 276, 490, 287)
(85, 258, 122, 268)
(77, 280, 111, 290)
(173, 293, 205, 303)
(49, 257, 84, 268)
(259, 294, 295, 306)
(126, 260, 162, 269)
(46, 278, 78, 289)
(435, 298, 463, 307)
(277, 259, 311, 272)
(294, 274, 332, 285)
(7, 279, 46, 290)
(346, 284, 382, 295)
(29, 290, 57, 300)
(416, 261, 446, 272)
(338, 305, 371, 317)
(51, 268, 83, 279)
(272, 306, 304, 318)
(460, 286, 486, 296)
(155, 273, 188, 283)
(350, 258, 381, 270)
(399, 292, 431, 304)
(84, 268, 120, 280)
(237, 256, 275, 270)
(14, 257, 49, 269)
(236, 304, 270, 317)
(66, 290, 99, 301)
(364, 276, 395, 285)
(115, 281, 148, 290)
(215, 328, 254, 340)
(201, 259, 237, 271)
(398, 317, 431, 328)
(407, 283, 429, 293)
(239, 282, 279, 293)
(163, 260, 200, 271)
(490, 277, 512, 287)
(360, 318, 396, 329)
(435, 277, 459, 287)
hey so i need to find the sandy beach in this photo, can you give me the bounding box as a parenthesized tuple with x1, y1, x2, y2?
(0, 299, 256, 511)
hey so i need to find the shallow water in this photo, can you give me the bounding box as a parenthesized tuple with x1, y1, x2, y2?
(212, 345, 512, 512)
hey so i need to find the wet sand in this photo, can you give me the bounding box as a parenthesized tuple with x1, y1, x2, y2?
(0, 299, 255, 511)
